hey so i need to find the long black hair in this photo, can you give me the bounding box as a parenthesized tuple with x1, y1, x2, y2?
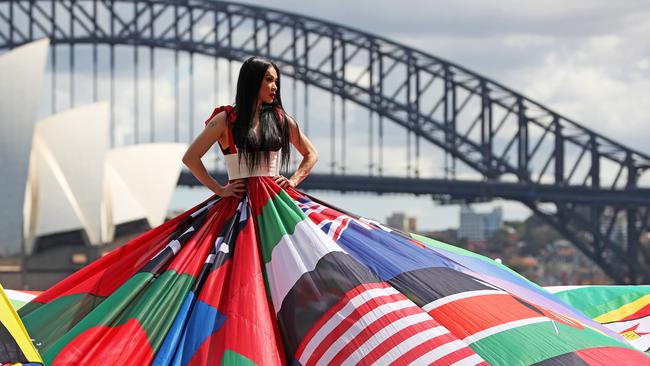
(231, 56, 292, 173)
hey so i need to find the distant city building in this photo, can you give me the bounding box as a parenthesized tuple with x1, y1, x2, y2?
(458, 205, 503, 242)
(386, 212, 417, 232)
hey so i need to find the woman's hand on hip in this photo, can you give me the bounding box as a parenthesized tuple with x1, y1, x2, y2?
(274, 175, 296, 189)
(219, 179, 246, 198)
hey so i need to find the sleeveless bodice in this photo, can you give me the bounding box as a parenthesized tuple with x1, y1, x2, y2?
(204, 104, 284, 180)
(223, 150, 280, 180)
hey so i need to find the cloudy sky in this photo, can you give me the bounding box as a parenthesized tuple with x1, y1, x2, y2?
(23, 0, 650, 235)
(169, 0, 650, 231)
(240, 0, 650, 151)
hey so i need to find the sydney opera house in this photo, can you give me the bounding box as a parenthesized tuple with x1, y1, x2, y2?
(0, 39, 188, 289)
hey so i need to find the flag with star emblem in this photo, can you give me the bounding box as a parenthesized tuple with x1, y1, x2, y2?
(14, 170, 650, 365)
(548, 285, 650, 352)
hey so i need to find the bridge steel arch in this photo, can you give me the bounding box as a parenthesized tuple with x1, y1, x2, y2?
(1, 0, 649, 283)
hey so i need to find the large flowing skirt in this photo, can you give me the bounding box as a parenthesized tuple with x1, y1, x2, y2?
(1, 283, 43, 365)
(18, 177, 650, 365)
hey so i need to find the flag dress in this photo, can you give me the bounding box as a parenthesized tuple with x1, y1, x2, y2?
(17, 105, 650, 365)
(0, 283, 43, 366)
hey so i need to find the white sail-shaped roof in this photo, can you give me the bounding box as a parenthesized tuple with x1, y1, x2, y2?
(23, 102, 110, 253)
(102, 144, 187, 243)
(0, 38, 50, 255)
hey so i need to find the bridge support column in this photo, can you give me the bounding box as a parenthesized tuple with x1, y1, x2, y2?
(517, 97, 528, 180)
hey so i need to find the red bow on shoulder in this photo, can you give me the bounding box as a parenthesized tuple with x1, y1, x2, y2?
(204, 105, 237, 126)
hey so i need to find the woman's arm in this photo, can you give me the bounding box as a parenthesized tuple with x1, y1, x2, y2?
(182, 111, 244, 197)
(285, 115, 319, 187)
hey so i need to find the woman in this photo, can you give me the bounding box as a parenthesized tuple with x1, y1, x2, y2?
(182, 56, 318, 199)
(17, 56, 650, 366)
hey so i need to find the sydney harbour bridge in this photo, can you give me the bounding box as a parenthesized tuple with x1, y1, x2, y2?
(1, 0, 649, 284)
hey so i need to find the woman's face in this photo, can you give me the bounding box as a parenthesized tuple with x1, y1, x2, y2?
(258, 65, 278, 105)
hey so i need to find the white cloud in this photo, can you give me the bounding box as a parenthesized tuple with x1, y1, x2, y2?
(34, 0, 650, 231)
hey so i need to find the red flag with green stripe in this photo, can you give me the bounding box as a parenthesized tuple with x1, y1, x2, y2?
(17, 176, 650, 365)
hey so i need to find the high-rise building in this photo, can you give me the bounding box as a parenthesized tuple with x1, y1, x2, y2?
(386, 212, 417, 232)
(458, 205, 503, 242)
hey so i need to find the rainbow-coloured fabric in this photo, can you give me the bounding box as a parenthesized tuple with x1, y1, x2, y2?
(0, 283, 43, 365)
(16, 177, 650, 365)
(548, 285, 650, 353)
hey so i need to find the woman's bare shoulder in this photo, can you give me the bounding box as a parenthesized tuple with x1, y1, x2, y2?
(285, 113, 299, 128)
(205, 110, 228, 135)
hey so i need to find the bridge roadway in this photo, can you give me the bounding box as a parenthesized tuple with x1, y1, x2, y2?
(179, 171, 650, 207)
